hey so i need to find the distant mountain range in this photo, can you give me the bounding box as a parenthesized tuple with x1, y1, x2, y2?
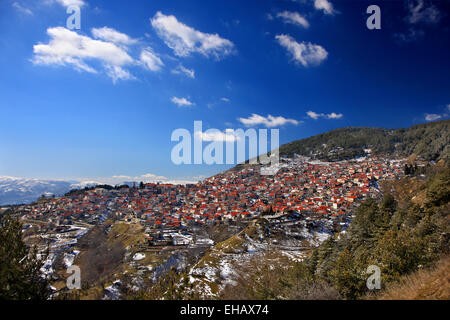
(0, 177, 79, 206)
(0, 177, 158, 206)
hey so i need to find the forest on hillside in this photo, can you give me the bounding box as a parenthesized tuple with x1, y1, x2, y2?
(279, 120, 450, 162)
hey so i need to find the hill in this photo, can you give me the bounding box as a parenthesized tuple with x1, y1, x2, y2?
(218, 164, 449, 300)
(279, 120, 450, 162)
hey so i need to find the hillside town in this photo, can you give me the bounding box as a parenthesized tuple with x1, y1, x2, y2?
(15, 156, 404, 253)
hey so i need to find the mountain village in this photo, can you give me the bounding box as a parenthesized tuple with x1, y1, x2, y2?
(10, 155, 405, 293)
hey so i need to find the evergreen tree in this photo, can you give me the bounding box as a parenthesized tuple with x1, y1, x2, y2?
(0, 215, 50, 299)
(329, 248, 365, 299)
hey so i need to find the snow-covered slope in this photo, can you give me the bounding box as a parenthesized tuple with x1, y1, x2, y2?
(0, 176, 77, 205)
(186, 218, 333, 298)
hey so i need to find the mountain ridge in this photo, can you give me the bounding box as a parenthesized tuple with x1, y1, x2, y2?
(279, 119, 449, 162)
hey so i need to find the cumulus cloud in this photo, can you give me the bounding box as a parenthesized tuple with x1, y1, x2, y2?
(32, 26, 163, 82)
(195, 129, 240, 142)
(104, 65, 134, 82)
(220, 97, 230, 102)
(424, 105, 449, 121)
(140, 48, 164, 71)
(425, 113, 442, 121)
(12, 2, 33, 15)
(276, 11, 309, 28)
(32, 27, 133, 76)
(275, 34, 327, 67)
(171, 96, 194, 107)
(406, 0, 441, 24)
(150, 11, 235, 59)
(314, 0, 337, 15)
(238, 114, 299, 127)
(306, 111, 321, 119)
(327, 112, 343, 119)
(171, 64, 195, 78)
(307, 110, 343, 119)
(92, 27, 139, 45)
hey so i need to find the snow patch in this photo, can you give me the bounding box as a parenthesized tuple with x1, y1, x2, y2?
(133, 253, 146, 261)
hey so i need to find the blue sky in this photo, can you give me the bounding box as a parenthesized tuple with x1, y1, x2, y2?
(0, 0, 449, 184)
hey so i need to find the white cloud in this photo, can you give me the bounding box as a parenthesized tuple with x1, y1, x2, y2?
(92, 27, 139, 45)
(424, 105, 450, 121)
(32, 27, 134, 80)
(327, 112, 343, 119)
(314, 0, 337, 15)
(425, 113, 442, 121)
(150, 11, 235, 59)
(275, 34, 327, 67)
(206, 97, 229, 109)
(406, 0, 441, 24)
(139, 173, 168, 180)
(171, 96, 194, 107)
(171, 64, 195, 78)
(195, 129, 240, 142)
(139, 48, 164, 71)
(307, 110, 343, 119)
(12, 2, 33, 15)
(32, 27, 164, 82)
(393, 28, 425, 43)
(306, 111, 321, 119)
(104, 65, 134, 82)
(276, 11, 309, 28)
(238, 114, 299, 127)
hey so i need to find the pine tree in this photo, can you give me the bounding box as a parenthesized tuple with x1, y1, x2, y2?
(0, 215, 50, 299)
(329, 248, 365, 299)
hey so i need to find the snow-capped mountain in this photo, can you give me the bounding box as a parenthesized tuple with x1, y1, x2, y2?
(0, 175, 198, 206)
(0, 177, 78, 206)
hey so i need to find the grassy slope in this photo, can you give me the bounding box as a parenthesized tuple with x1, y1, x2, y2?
(374, 255, 450, 300)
